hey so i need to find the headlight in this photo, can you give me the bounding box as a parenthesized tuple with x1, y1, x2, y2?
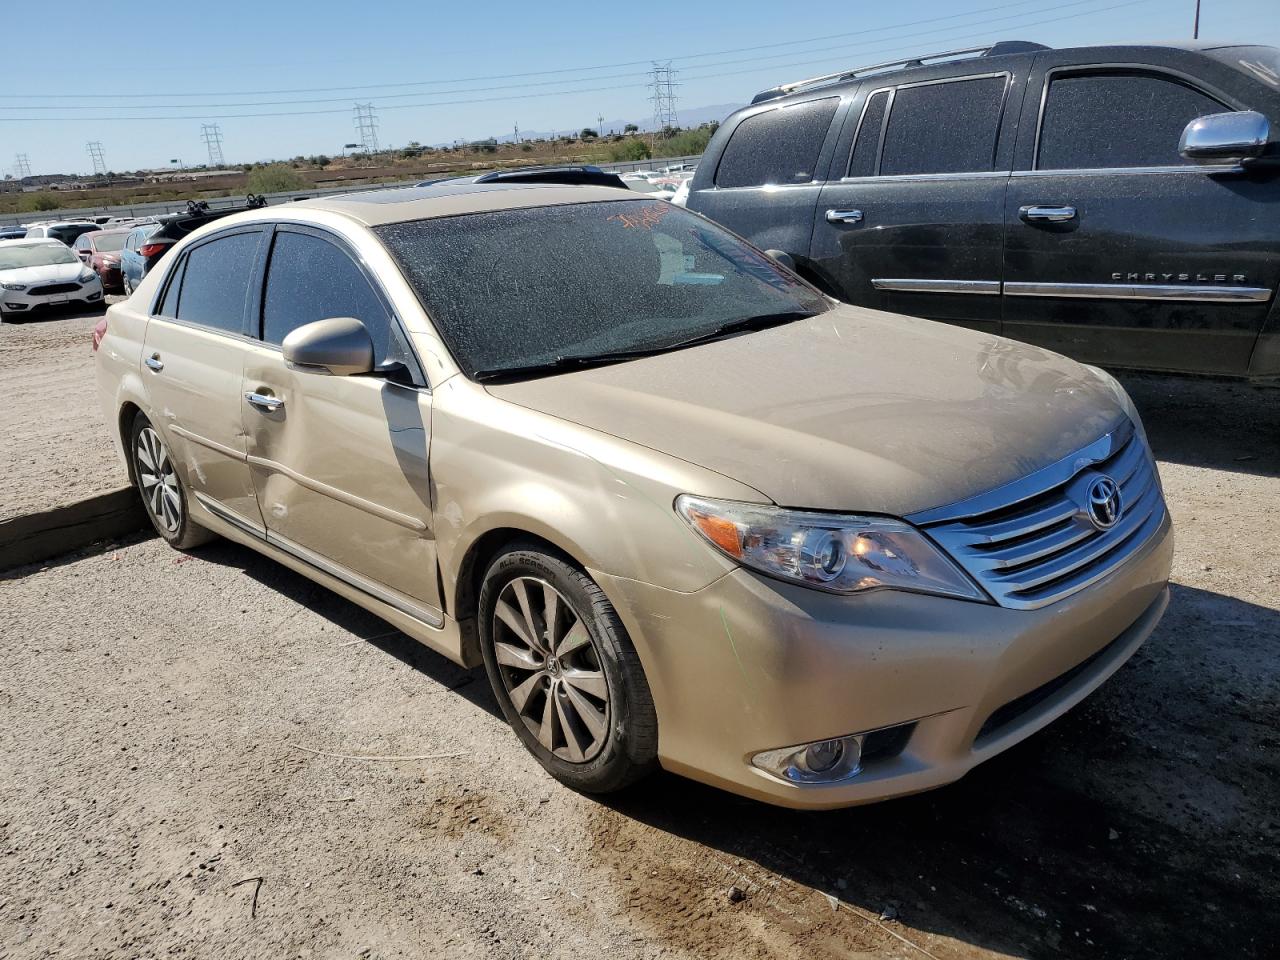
(78, 269, 97, 283)
(675, 495, 987, 602)
(1, 282, 26, 291)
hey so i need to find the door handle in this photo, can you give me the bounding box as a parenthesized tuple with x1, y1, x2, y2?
(244, 391, 284, 412)
(1019, 205, 1077, 223)
(144, 354, 163, 371)
(825, 208, 864, 225)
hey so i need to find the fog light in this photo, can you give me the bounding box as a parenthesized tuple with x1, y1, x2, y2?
(752, 733, 864, 784)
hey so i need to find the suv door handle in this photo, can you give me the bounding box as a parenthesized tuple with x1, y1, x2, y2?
(825, 208, 864, 224)
(1020, 205, 1077, 223)
(244, 391, 284, 412)
(144, 353, 163, 372)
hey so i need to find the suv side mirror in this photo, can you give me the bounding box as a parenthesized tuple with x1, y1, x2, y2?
(282, 317, 374, 376)
(1179, 110, 1271, 163)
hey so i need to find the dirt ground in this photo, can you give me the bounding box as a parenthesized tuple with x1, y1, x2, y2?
(0, 300, 127, 520)
(0, 312, 1277, 959)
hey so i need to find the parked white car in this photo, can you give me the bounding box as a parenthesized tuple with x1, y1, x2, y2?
(0, 238, 104, 318)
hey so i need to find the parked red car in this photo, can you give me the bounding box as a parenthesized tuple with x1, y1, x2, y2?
(73, 229, 131, 293)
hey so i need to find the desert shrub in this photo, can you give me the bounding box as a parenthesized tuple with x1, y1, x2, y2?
(18, 192, 59, 213)
(607, 139, 651, 162)
(246, 163, 308, 194)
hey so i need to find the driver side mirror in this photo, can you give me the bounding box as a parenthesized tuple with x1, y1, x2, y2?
(1179, 110, 1271, 164)
(282, 317, 374, 376)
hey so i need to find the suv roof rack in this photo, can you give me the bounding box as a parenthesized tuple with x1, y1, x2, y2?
(751, 40, 1050, 103)
(471, 165, 627, 189)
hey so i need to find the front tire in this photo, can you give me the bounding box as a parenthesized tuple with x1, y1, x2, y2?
(129, 412, 215, 550)
(478, 543, 658, 794)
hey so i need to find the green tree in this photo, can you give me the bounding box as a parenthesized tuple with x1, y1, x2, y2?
(624, 123, 639, 134)
(580, 127, 598, 139)
(607, 139, 651, 162)
(246, 163, 308, 194)
(18, 192, 59, 213)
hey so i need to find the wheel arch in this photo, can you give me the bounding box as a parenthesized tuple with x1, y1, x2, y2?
(117, 400, 144, 487)
(453, 525, 588, 626)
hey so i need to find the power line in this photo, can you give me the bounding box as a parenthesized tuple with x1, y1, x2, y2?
(86, 141, 106, 176)
(14, 153, 31, 178)
(0, 0, 1106, 103)
(0, 0, 1160, 123)
(200, 123, 225, 167)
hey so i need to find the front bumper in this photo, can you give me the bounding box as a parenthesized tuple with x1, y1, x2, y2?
(594, 510, 1173, 809)
(1, 278, 103, 315)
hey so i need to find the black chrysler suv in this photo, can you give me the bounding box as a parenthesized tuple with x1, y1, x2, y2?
(686, 41, 1280, 381)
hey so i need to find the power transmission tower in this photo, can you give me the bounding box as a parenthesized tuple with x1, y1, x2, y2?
(650, 62, 679, 142)
(352, 103, 380, 158)
(86, 141, 107, 177)
(14, 153, 32, 179)
(200, 123, 225, 167)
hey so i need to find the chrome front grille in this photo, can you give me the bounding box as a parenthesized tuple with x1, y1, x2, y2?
(914, 423, 1166, 610)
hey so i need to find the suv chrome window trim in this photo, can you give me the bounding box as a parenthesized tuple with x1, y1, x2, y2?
(1011, 162, 1245, 178)
(1031, 63, 1237, 172)
(1004, 280, 1273, 302)
(840, 170, 1012, 184)
(258, 220, 430, 390)
(872, 278, 1000, 295)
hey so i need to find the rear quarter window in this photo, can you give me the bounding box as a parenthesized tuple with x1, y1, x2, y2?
(714, 98, 839, 188)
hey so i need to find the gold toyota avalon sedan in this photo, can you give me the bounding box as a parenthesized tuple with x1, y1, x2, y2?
(94, 174, 1173, 809)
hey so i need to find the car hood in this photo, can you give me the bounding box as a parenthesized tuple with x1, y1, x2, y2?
(0, 262, 83, 285)
(485, 305, 1127, 517)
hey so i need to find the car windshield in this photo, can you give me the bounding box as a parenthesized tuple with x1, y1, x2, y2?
(92, 232, 127, 252)
(375, 199, 828, 379)
(0, 243, 79, 270)
(1206, 45, 1280, 91)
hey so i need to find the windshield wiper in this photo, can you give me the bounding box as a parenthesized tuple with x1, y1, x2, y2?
(471, 311, 816, 383)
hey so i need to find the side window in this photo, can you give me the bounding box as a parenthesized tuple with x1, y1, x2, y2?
(880, 76, 1007, 176)
(847, 89, 889, 178)
(158, 255, 186, 317)
(173, 231, 260, 334)
(74, 235, 90, 252)
(261, 231, 397, 364)
(1037, 72, 1225, 170)
(714, 98, 839, 188)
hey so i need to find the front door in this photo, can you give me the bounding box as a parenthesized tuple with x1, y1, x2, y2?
(140, 227, 266, 532)
(810, 67, 1024, 336)
(239, 225, 442, 620)
(1002, 62, 1280, 375)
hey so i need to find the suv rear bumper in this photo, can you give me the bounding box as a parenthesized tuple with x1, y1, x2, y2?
(594, 510, 1172, 809)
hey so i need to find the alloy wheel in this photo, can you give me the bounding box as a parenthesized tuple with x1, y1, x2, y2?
(135, 426, 182, 535)
(492, 576, 610, 763)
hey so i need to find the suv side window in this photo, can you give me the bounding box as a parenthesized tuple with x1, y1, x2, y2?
(714, 97, 839, 188)
(879, 76, 1007, 176)
(261, 230, 401, 365)
(1037, 72, 1225, 170)
(172, 231, 261, 334)
(847, 89, 890, 178)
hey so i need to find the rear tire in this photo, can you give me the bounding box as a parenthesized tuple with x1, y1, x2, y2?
(129, 412, 215, 550)
(478, 542, 658, 794)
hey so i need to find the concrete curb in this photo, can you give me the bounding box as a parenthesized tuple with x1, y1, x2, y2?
(0, 487, 148, 573)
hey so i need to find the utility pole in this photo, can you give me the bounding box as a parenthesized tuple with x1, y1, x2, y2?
(1193, 0, 1201, 39)
(352, 103, 380, 162)
(598, 113, 605, 137)
(650, 61, 679, 144)
(200, 123, 225, 168)
(514, 122, 519, 143)
(86, 141, 107, 182)
(14, 153, 32, 179)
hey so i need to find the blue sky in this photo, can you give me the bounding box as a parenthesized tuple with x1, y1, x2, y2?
(2, 0, 1276, 175)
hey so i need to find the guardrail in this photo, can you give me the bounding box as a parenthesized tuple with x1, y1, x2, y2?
(0, 155, 701, 227)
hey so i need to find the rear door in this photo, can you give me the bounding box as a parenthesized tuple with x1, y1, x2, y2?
(686, 96, 845, 266)
(140, 227, 267, 532)
(1002, 57, 1280, 374)
(810, 62, 1027, 336)
(240, 224, 443, 622)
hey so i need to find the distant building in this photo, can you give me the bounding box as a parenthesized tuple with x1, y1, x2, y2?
(0, 178, 20, 195)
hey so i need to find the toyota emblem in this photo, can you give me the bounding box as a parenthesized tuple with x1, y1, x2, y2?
(1085, 475, 1122, 530)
